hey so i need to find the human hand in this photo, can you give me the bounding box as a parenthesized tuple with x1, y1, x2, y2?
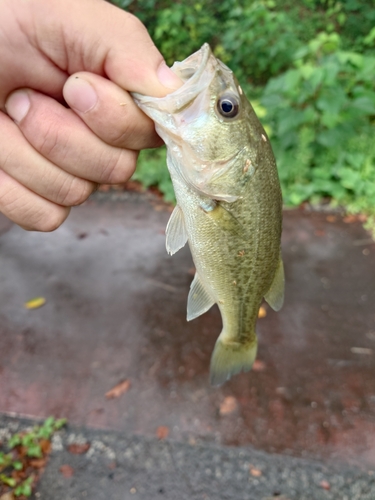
(0, 0, 181, 231)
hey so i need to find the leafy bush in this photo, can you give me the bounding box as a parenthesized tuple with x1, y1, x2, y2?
(219, 1, 301, 86)
(134, 147, 175, 203)
(261, 32, 375, 218)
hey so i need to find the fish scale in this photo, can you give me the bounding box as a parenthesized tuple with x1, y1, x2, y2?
(133, 44, 284, 385)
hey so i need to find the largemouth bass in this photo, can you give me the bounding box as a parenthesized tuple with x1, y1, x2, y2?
(133, 44, 284, 386)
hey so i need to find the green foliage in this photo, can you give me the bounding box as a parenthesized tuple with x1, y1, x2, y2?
(220, 1, 301, 86)
(0, 417, 67, 497)
(134, 147, 175, 203)
(112, 0, 375, 223)
(14, 477, 34, 497)
(261, 32, 375, 218)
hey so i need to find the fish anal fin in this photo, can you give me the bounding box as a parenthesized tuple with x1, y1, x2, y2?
(166, 205, 188, 256)
(210, 336, 258, 387)
(187, 273, 215, 321)
(264, 256, 285, 312)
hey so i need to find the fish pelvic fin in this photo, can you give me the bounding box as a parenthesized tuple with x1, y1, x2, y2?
(264, 254, 285, 312)
(209, 336, 258, 387)
(187, 272, 215, 321)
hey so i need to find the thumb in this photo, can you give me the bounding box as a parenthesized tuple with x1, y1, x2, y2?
(29, 0, 183, 97)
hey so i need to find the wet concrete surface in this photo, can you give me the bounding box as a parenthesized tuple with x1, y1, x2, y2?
(0, 192, 374, 467)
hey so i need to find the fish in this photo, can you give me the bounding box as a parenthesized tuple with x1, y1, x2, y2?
(133, 44, 284, 386)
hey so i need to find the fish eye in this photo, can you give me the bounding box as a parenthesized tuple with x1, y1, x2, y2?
(217, 94, 239, 118)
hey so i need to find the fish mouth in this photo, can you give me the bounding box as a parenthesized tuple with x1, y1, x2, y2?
(132, 44, 217, 116)
(171, 43, 213, 89)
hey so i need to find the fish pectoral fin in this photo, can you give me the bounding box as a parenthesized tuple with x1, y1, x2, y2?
(210, 336, 258, 387)
(187, 273, 215, 321)
(201, 202, 243, 237)
(166, 205, 188, 256)
(264, 255, 285, 311)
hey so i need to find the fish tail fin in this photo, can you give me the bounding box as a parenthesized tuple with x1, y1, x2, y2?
(209, 335, 258, 387)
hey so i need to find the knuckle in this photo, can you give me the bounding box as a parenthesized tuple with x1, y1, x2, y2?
(125, 13, 148, 35)
(30, 207, 69, 232)
(35, 119, 68, 159)
(57, 177, 94, 207)
(0, 170, 69, 232)
(99, 149, 138, 184)
(105, 122, 132, 148)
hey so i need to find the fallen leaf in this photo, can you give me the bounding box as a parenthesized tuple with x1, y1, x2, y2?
(343, 215, 357, 223)
(24, 297, 46, 310)
(68, 442, 91, 455)
(351, 347, 373, 355)
(250, 467, 262, 477)
(40, 439, 52, 455)
(156, 426, 169, 440)
(252, 359, 266, 372)
(59, 465, 74, 478)
(124, 180, 143, 193)
(105, 379, 131, 399)
(258, 306, 267, 318)
(153, 204, 165, 212)
(29, 458, 47, 469)
(326, 215, 337, 223)
(219, 396, 238, 416)
(0, 493, 15, 500)
(320, 480, 330, 490)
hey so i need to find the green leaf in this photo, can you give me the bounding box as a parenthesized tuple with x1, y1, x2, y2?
(26, 444, 43, 458)
(0, 474, 17, 487)
(54, 418, 68, 430)
(8, 434, 22, 448)
(14, 477, 34, 497)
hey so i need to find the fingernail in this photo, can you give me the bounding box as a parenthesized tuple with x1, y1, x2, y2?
(63, 76, 98, 113)
(157, 61, 183, 91)
(5, 91, 31, 123)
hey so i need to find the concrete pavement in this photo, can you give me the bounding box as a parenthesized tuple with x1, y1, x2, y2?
(0, 191, 374, 497)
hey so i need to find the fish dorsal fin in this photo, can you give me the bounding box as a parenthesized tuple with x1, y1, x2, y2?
(264, 255, 285, 311)
(187, 273, 215, 321)
(166, 205, 188, 256)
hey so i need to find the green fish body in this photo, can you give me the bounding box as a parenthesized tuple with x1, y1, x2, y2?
(133, 44, 284, 385)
